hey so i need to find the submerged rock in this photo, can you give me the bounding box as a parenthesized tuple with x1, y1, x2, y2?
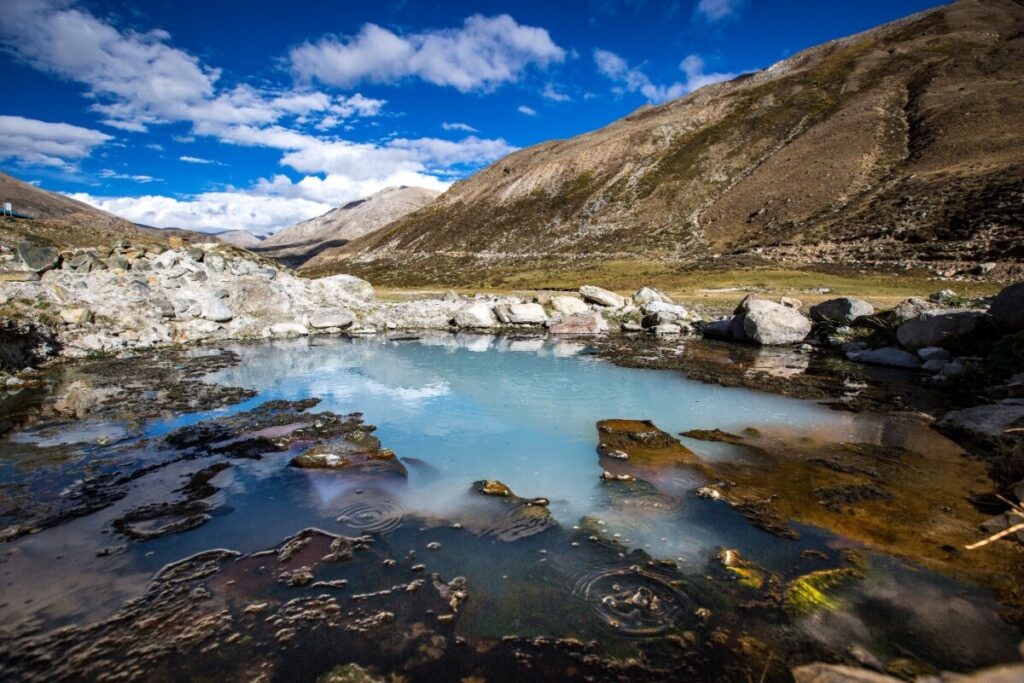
(475, 479, 513, 497)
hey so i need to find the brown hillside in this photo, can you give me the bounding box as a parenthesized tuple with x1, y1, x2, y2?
(317, 0, 1024, 286)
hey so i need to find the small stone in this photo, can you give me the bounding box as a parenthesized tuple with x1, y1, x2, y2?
(60, 308, 93, 325)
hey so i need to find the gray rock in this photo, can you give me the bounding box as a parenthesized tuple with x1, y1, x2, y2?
(990, 282, 1024, 331)
(105, 256, 130, 271)
(442, 290, 461, 303)
(896, 309, 986, 350)
(741, 300, 812, 345)
(809, 297, 875, 323)
(939, 400, 1024, 439)
(16, 241, 61, 273)
(453, 302, 497, 329)
(701, 318, 734, 340)
(579, 285, 625, 309)
(498, 303, 546, 325)
(642, 300, 687, 319)
(316, 274, 375, 302)
(549, 312, 609, 335)
(621, 321, 643, 332)
(653, 323, 682, 336)
(846, 347, 922, 369)
(309, 309, 355, 330)
(921, 358, 948, 373)
(66, 251, 107, 273)
(0, 271, 40, 282)
(201, 300, 234, 323)
(550, 295, 590, 316)
(186, 247, 205, 262)
(888, 297, 934, 325)
(918, 346, 950, 362)
(632, 287, 672, 306)
(268, 322, 309, 337)
(59, 308, 93, 325)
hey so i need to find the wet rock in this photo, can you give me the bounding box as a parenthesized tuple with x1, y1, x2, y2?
(112, 500, 213, 540)
(453, 302, 497, 329)
(845, 347, 922, 369)
(784, 567, 862, 616)
(809, 298, 875, 323)
(291, 447, 408, 479)
(740, 299, 812, 345)
(269, 322, 309, 337)
(653, 323, 682, 336)
(896, 310, 986, 350)
(475, 479, 513, 497)
(0, 319, 58, 371)
(938, 400, 1024, 440)
(548, 312, 608, 335)
(701, 318, 735, 340)
(792, 664, 902, 683)
(680, 429, 745, 444)
(814, 484, 892, 512)
(990, 282, 1024, 332)
(579, 285, 625, 309)
(16, 240, 61, 272)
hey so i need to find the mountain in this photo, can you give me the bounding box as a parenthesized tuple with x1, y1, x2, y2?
(0, 171, 161, 248)
(322, 0, 1024, 286)
(214, 230, 265, 249)
(255, 186, 440, 269)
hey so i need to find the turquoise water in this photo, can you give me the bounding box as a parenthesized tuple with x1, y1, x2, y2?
(2, 334, 1019, 675)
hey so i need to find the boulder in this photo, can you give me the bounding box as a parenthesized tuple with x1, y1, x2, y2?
(809, 297, 874, 323)
(315, 274, 375, 302)
(497, 303, 546, 325)
(888, 297, 934, 325)
(309, 309, 355, 330)
(201, 300, 234, 323)
(632, 287, 672, 306)
(67, 251, 107, 273)
(59, 308, 93, 325)
(918, 346, 950, 362)
(642, 301, 688, 318)
(740, 300, 812, 345)
(701, 319, 734, 340)
(549, 312, 609, 335)
(846, 347, 922, 369)
(579, 285, 625, 309)
(990, 282, 1024, 331)
(938, 400, 1024, 439)
(550, 295, 589, 316)
(453, 302, 497, 329)
(896, 309, 986, 350)
(16, 241, 61, 273)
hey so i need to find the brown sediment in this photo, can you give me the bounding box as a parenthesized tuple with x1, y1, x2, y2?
(593, 418, 1024, 620)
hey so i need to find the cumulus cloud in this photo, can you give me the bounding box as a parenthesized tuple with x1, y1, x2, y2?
(0, 1, 519, 234)
(290, 14, 566, 92)
(0, 115, 111, 169)
(69, 190, 332, 234)
(594, 49, 737, 103)
(695, 0, 743, 22)
(0, 0, 382, 135)
(517, 105, 537, 116)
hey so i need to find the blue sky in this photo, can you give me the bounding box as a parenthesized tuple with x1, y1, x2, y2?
(0, 0, 946, 234)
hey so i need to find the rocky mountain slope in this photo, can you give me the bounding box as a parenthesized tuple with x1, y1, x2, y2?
(214, 229, 265, 249)
(0, 172, 161, 248)
(256, 186, 439, 268)
(322, 0, 1024, 286)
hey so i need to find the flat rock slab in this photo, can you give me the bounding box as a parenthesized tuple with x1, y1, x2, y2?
(16, 241, 61, 272)
(939, 401, 1024, 439)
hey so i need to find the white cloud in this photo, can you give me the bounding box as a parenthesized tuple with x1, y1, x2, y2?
(98, 168, 160, 183)
(695, 0, 743, 22)
(179, 155, 220, 165)
(678, 54, 736, 91)
(69, 190, 332, 234)
(517, 105, 537, 116)
(594, 49, 736, 103)
(442, 121, 478, 132)
(145, 143, 164, 151)
(0, 115, 111, 169)
(290, 14, 566, 92)
(542, 83, 571, 102)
